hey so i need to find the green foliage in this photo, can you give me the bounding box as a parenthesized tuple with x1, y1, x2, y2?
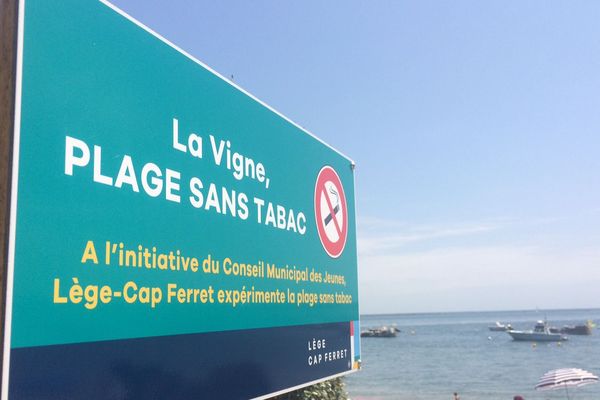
(270, 377, 348, 400)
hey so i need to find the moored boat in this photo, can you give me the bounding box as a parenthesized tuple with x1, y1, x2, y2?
(553, 321, 594, 335)
(360, 326, 400, 338)
(489, 321, 513, 332)
(507, 320, 567, 342)
(560, 325, 591, 335)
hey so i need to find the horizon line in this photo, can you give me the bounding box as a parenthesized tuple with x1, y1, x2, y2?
(360, 306, 600, 317)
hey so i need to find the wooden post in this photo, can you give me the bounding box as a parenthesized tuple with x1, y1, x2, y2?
(0, 0, 19, 378)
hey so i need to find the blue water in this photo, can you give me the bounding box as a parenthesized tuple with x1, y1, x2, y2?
(345, 309, 600, 400)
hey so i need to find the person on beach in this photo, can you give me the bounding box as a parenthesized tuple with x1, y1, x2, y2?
(453, 393, 460, 400)
(513, 396, 524, 400)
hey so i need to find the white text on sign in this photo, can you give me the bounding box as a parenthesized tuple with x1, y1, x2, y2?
(64, 117, 307, 235)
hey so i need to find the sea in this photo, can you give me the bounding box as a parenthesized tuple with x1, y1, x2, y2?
(345, 309, 600, 400)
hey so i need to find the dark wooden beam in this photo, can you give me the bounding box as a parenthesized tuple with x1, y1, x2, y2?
(0, 0, 19, 378)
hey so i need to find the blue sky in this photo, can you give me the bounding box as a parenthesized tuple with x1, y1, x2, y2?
(110, 0, 600, 314)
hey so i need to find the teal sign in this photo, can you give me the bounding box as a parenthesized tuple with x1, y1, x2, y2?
(3, 1, 360, 398)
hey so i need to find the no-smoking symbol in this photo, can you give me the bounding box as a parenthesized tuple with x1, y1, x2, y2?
(314, 166, 348, 258)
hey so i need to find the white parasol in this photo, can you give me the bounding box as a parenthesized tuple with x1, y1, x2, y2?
(535, 368, 598, 399)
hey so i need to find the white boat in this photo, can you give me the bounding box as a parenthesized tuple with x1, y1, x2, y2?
(489, 321, 513, 332)
(507, 320, 567, 342)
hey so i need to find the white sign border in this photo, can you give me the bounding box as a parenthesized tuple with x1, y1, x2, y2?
(1, 0, 25, 397)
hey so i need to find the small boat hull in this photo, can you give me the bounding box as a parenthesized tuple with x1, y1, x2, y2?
(508, 330, 567, 342)
(489, 322, 512, 332)
(360, 326, 399, 338)
(560, 325, 592, 335)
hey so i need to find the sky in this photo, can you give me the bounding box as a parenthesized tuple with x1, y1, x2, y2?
(109, 0, 600, 314)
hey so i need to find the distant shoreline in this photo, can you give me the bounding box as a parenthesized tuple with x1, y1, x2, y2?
(361, 306, 600, 318)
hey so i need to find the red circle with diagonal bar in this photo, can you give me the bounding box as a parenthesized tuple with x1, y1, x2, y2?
(314, 166, 348, 258)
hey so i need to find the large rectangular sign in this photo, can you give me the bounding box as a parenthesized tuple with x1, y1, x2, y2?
(2, 1, 360, 399)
